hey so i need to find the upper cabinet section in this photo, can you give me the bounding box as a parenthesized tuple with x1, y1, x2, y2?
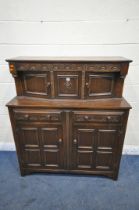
(6, 56, 132, 99)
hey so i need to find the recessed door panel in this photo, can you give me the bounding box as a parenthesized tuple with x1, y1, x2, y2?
(72, 127, 96, 169)
(85, 73, 115, 98)
(95, 129, 118, 170)
(22, 72, 51, 98)
(23, 149, 42, 167)
(19, 127, 39, 147)
(41, 126, 64, 169)
(17, 127, 42, 167)
(54, 71, 81, 98)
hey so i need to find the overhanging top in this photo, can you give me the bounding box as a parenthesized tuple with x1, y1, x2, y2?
(6, 96, 131, 110)
(6, 56, 132, 63)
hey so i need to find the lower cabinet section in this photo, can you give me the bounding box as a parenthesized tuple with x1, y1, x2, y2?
(9, 108, 128, 180)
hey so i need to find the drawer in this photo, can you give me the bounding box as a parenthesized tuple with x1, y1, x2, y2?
(14, 110, 62, 122)
(73, 111, 124, 123)
(16, 63, 51, 71)
(54, 71, 82, 98)
(86, 64, 121, 72)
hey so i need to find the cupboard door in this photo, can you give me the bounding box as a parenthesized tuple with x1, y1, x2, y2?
(54, 71, 81, 98)
(71, 125, 96, 170)
(85, 72, 115, 98)
(21, 72, 51, 98)
(40, 125, 64, 169)
(17, 127, 42, 167)
(71, 125, 119, 171)
(71, 110, 122, 172)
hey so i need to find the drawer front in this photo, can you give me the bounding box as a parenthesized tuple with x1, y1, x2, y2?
(86, 64, 121, 72)
(16, 63, 51, 71)
(21, 72, 51, 98)
(14, 109, 62, 122)
(85, 72, 115, 99)
(73, 111, 124, 123)
(54, 71, 82, 98)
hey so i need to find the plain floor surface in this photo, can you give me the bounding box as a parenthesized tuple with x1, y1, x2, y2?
(0, 152, 139, 210)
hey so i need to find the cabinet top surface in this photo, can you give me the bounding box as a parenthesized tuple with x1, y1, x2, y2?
(6, 96, 131, 110)
(6, 56, 132, 63)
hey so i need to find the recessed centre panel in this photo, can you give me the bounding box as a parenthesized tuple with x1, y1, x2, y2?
(54, 71, 81, 98)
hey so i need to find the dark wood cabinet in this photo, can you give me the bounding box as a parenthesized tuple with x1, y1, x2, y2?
(6, 56, 132, 180)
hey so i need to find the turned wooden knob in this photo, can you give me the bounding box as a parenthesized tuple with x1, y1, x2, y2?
(47, 114, 51, 120)
(84, 115, 89, 120)
(85, 82, 89, 87)
(47, 82, 51, 88)
(73, 139, 77, 144)
(58, 138, 62, 144)
(107, 116, 112, 121)
(24, 114, 29, 119)
(30, 66, 35, 71)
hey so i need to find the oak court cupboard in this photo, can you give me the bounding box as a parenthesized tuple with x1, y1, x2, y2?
(6, 56, 132, 180)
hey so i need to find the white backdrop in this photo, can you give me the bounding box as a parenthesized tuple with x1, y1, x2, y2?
(0, 0, 139, 149)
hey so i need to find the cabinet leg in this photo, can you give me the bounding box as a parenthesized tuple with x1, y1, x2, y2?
(20, 168, 33, 176)
(112, 172, 119, 181)
(20, 168, 26, 176)
(106, 173, 119, 180)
